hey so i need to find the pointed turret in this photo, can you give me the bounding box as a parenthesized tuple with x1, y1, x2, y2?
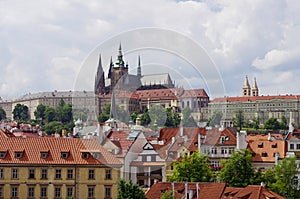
(108, 56, 113, 78)
(116, 43, 125, 68)
(242, 75, 251, 97)
(94, 54, 105, 94)
(252, 77, 259, 96)
(137, 55, 141, 77)
(110, 91, 117, 119)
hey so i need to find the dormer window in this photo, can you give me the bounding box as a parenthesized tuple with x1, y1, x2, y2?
(272, 143, 277, 148)
(40, 151, 49, 159)
(261, 152, 268, 157)
(81, 152, 89, 159)
(61, 151, 69, 159)
(0, 151, 7, 158)
(258, 143, 263, 148)
(15, 151, 23, 159)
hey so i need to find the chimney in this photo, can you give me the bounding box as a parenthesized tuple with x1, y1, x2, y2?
(180, 125, 184, 137)
(236, 132, 240, 150)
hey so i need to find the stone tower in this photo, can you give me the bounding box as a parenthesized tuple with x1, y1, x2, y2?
(252, 77, 259, 96)
(94, 54, 105, 95)
(242, 75, 251, 97)
(109, 43, 128, 92)
(137, 55, 141, 78)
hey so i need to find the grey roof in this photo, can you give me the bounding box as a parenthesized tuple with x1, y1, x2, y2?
(140, 73, 172, 86)
(15, 91, 96, 101)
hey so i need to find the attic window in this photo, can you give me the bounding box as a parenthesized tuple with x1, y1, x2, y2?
(272, 143, 277, 148)
(61, 152, 69, 159)
(0, 151, 7, 158)
(261, 152, 268, 157)
(258, 143, 263, 148)
(40, 152, 49, 159)
(81, 152, 89, 159)
(15, 151, 23, 159)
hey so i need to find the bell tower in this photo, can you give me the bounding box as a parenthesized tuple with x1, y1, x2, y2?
(242, 75, 251, 97)
(252, 77, 259, 96)
(109, 43, 129, 92)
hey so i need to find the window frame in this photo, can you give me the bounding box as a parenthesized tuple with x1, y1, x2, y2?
(28, 169, 35, 179)
(88, 169, 95, 180)
(105, 169, 112, 180)
(41, 169, 48, 179)
(12, 168, 18, 179)
(55, 169, 62, 179)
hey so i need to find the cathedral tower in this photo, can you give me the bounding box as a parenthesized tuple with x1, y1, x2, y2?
(242, 75, 251, 97)
(109, 43, 129, 91)
(252, 77, 259, 96)
(94, 54, 105, 95)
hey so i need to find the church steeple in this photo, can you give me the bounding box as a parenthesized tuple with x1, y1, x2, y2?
(252, 77, 259, 96)
(116, 43, 125, 68)
(137, 55, 141, 77)
(242, 75, 251, 97)
(94, 54, 105, 95)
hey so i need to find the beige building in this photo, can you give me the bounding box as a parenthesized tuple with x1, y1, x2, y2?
(203, 76, 300, 127)
(5, 90, 99, 122)
(0, 134, 121, 199)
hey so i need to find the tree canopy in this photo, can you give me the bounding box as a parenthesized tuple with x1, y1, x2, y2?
(12, 103, 29, 122)
(207, 111, 222, 127)
(219, 149, 262, 187)
(264, 156, 300, 198)
(181, 107, 197, 127)
(232, 110, 245, 131)
(168, 152, 212, 182)
(117, 179, 146, 199)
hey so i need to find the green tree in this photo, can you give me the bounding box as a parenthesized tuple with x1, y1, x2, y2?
(140, 109, 151, 126)
(232, 110, 244, 131)
(55, 99, 72, 123)
(34, 104, 46, 122)
(73, 108, 88, 122)
(219, 149, 261, 187)
(264, 156, 300, 198)
(12, 103, 29, 122)
(168, 152, 212, 182)
(279, 116, 288, 130)
(181, 107, 197, 127)
(207, 111, 223, 127)
(98, 103, 111, 123)
(45, 106, 56, 123)
(165, 108, 181, 127)
(117, 179, 146, 199)
(264, 118, 281, 130)
(149, 105, 167, 126)
(42, 121, 62, 135)
(0, 106, 6, 121)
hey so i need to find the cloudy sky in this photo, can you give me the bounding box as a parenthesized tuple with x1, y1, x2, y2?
(1, 0, 300, 99)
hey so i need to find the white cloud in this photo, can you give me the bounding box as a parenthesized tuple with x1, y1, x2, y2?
(0, 0, 300, 98)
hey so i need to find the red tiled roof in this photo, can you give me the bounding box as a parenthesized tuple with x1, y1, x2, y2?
(136, 88, 178, 100)
(146, 182, 227, 199)
(107, 130, 135, 157)
(247, 134, 285, 163)
(228, 185, 286, 199)
(180, 89, 209, 98)
(212, 95, 300, 103)
(0, 137, 121, 166)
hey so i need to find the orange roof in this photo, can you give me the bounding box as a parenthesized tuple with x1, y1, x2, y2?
(180, 89, 209, 98)
(0, 137, 121, 166)
(212, 95, 300, 103)
(107, 130, 135, 157)
(247, 134, 286, 163)
(225, 185, 286, 199)
(136, 88, 178, 100)
(146, 182, 226, 199)
(146, 183, 286, 199)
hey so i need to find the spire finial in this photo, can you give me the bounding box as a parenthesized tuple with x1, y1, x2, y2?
(137, 55, 141, 77)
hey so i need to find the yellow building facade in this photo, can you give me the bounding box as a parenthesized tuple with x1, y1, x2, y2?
(0, 137, 121, 199)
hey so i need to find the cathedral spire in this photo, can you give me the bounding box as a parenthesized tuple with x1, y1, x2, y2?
(110, 91, 117, 119)
(252, 77, 259, 96)
(242, 75, 251, 97)
(137, 55, 141, 77)
(94, 54, 105, 94)
(108, 56, 113, 78)
(116, 43, 125, 68)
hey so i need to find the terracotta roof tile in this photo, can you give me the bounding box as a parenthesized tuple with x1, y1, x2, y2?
(247, 134, 285, 163)
(212, 95, 300, 103)
(0, 137, 121, 166)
